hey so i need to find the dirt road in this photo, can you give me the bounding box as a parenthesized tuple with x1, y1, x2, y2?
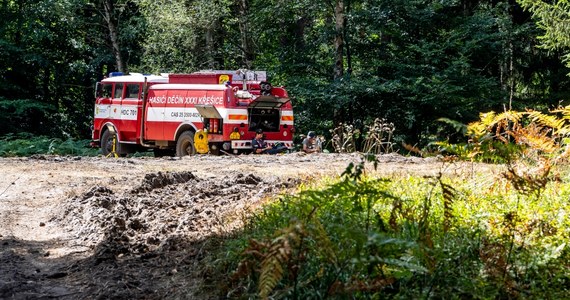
(0, 153, 473, 299)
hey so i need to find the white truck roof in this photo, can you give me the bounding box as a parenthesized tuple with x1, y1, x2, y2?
(101, 73, 168, 83)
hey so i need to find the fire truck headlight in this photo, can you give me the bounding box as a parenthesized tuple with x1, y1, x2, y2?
(283, 131, 288, 137)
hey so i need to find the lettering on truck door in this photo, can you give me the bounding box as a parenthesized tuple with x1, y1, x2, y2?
(163, 89, 189, 140)
(145, 89, 168, 140)
(183, 89, 203, 131)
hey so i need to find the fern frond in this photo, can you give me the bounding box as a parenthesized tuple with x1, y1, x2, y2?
(479, 111, 498, 127)
(439, 180, 456, 233)
(437, 117, 467, 135)
(511, 123, 558, 154)
(466, 110, 524, 140)
(258, 223, 304, 299)
(496, 110, 525, 124)
(466, 119, 490, 139)
(552, 104, 570, 121)
(259, 241, 287, 299)
(310, 219, 338, 267)
(527, 110, 566, 131)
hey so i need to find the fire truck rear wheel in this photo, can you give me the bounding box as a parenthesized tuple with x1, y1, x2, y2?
(176, 131, 196, 157)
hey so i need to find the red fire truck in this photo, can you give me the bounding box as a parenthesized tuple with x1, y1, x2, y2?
(92, 70, 294, 156)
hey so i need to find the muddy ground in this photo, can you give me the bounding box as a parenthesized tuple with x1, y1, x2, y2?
(0, 153, 492, 299)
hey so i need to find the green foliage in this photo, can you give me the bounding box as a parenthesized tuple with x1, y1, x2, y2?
(0, 98, 55, 136)
(283, 0, 564, 147)
(136, 0, 198, 72)
(3, 0, 570, 151)
(226, 174, 426, 299)
(517, 0, 570, 68)
(0, 134, 98, 157)
(214, 155, 570, 299)
(0, 0, 108, 139)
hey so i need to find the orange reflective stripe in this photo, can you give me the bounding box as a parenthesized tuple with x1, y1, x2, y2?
(228, 114, 248, 120)
(281, 116, 294, 121)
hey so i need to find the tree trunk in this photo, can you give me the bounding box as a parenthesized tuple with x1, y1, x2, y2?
(238, 0, 254, 69)
(205, 26, 215, 69)
(102, 0, 125, 73)
(334, 0, 345, 79)
(346, 0, 352, 76)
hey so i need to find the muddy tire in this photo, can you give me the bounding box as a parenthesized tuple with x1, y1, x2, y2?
(101, 129, 130, 157)
(176, 131, 196, 157)
(101, 129, 118, 156)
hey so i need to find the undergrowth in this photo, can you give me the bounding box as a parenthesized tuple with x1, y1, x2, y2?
(0, 133, 98, 157)
(208, 109, 570, 299)
(209, 160, 569, 299)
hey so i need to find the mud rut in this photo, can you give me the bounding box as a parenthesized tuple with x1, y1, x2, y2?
(0, 153, 466, 299)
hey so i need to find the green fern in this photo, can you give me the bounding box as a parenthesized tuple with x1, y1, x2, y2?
(439, 179, 456, 233)
(258, 223, 305, 299)
(259, 242, 287, 299)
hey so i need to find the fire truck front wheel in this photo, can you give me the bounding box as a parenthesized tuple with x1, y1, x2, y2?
(176, 131, 196, 157)
(101, 129, 126, 157)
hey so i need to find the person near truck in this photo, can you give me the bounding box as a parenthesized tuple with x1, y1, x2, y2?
(302, 131, 322, 154)
(252, 129, 287, 154)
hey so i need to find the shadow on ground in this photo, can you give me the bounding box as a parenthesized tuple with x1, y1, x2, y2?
(1, 170, 298, 299)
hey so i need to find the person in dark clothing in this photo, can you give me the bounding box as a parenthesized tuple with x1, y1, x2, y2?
(252, 129, 287, 154)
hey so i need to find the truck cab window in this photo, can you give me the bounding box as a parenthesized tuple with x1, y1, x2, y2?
(126, 83, 140, 99)
(102, 84, 112, 98)
(113, 83, 124, 99)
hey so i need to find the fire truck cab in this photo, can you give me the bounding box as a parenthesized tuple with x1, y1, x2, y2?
(92, 70, 294, 157)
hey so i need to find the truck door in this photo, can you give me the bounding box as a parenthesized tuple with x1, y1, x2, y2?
(111, 83, 124, 137)
(120, 83, 141, 142)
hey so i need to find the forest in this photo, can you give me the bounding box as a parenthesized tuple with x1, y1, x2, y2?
(2, 0, 570, 152)
(2, 1, 570, 298)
